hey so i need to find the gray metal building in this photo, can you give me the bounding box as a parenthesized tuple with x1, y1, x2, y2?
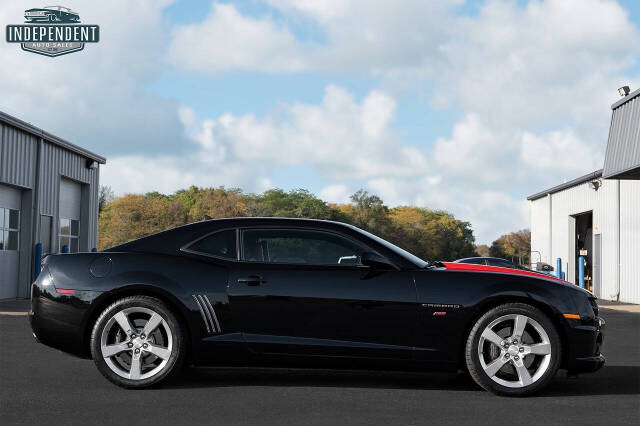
(528, 88, 640, 304)
(0, 110, 105, 299)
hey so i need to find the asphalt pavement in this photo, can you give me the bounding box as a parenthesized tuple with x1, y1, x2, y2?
(1, 302, 638, 426)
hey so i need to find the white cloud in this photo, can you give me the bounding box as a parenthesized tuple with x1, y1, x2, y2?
(167, 0, 460, 73)
(168, 3, 308, 73)
(0, 0, 188, 155)
(181, 85, 428, 180)
(435, 0, 639, 131)
(3, 0, 638, 246)
(319, 184, 352, 204)
(104, 84, 430, 195)
(520, 129, 601, 175)
(103, 84, 558, 243)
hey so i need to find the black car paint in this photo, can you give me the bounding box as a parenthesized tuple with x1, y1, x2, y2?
(29, 218, 604, 374)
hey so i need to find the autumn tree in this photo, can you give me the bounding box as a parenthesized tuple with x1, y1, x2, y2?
(489, 229, 531, 265)
(98, 193, 184, 249)
(475, 244, 490, 257)
(98, 186, 479, 261)
(390, 206, 476, 261)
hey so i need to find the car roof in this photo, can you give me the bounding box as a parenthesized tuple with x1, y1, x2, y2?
(104, 217, 421, 268)
(455, 257, 514, 263)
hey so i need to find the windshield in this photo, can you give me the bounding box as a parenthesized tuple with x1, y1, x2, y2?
(352, 226, 427, 268)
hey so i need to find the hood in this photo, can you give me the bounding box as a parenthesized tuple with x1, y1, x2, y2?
(441, 261, 595, 297)
(441, 261, 589, 289)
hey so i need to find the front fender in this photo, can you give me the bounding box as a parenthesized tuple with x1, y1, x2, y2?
(413, 269, 576, 364)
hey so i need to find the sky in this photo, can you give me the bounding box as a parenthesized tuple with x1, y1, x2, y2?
(1, 0, 639, 244)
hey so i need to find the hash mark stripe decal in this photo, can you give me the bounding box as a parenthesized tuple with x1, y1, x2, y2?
(203, 295, 222, 333)
(197, 295, 217, 333)
(192, 295, 211, 334)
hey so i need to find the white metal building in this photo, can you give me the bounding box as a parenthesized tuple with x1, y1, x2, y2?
(528, 88, 640, 304)
(0, 110, 105, 299)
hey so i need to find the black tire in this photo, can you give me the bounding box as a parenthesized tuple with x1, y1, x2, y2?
(465, 303, 561, 396)
(90, 296, 185, 389)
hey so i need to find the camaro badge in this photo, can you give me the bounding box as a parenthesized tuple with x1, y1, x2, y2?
(5, 5, 99, 57)
(422, 303, 462, 309)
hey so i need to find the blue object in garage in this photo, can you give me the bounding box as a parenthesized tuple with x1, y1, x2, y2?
(556, 258, 562, 279)
(578, 256, 585, 288)
(34, 243, 42, 279)
(91, 247, 97, 252)
(61, 245, 69, 254)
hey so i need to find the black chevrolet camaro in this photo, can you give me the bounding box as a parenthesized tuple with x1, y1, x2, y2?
(29, 218, 604, 395)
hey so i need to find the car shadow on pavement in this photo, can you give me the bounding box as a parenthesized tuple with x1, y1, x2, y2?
(543, 365, 640, 397)
(168, 365, 640, 396)
(171, 367, 480, 392)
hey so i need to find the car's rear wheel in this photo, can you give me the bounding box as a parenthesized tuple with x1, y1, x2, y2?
(465, 303, 561, 396)
(90, 296, 185, 388)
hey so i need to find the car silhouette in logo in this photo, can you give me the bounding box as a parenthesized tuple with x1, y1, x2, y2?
(24, 5, 80, 23)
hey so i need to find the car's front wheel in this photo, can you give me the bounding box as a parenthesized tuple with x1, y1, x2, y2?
(465, 303, 561, 396)
(90, 296, 185, 388)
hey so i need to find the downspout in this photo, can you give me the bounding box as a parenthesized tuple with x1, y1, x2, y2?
(615, 180, 621, 301)
(30, 136, 43, 283)
(548, 193, 552, 265)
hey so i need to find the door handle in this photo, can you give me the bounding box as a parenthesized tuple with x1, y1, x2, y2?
(237, 275, 266, 286)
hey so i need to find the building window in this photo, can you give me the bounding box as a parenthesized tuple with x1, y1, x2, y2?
(59, 218, 79, 253)
(0, 207, 20, 251)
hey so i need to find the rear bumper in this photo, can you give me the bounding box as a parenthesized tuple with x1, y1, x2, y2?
(29, 296, 87, 357)
(29, 282, 102, 358)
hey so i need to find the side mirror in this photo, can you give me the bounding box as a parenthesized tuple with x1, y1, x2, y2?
(361, 252, 399, 270)
(537, 263, 554, 272)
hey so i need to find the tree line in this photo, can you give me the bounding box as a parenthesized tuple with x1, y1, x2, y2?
(98, 185, 529, 263)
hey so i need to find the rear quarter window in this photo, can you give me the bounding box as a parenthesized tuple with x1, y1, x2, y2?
(187, 229, 237, 260)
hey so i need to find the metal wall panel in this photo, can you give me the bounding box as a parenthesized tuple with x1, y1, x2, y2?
(0, 184, 22, 299)
(530, 178, 638, 303)
(39, 141, 100, 249)
(59, 178, 82, 220)
(620, 180, 640, 304)
(0, 113, 103, 297)
(0, 122, 38, 189)
(603, 92, 640, 179)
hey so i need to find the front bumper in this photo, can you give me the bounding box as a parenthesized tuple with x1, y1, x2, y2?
(566, 316, 605, 374)
(571, 354, 605, 373)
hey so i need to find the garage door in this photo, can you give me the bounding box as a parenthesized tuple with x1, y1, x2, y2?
(59, 178, 81, 253)
(0, 184, 21, 299)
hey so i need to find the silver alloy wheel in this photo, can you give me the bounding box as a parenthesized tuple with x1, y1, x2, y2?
(477, 314, 552, 388)
(100, 307, 173, 380)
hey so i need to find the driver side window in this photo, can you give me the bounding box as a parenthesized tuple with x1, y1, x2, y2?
(241, 228, 365, 265)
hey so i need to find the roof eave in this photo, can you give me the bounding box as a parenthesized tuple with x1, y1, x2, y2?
(0, 110, 106, 164)
(527, 169, 603, 201)
(611, 87, 640, 110)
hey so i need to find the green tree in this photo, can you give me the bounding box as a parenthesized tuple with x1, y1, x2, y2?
(250, 189, 339, 219)
(347, 190, 394, 237)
